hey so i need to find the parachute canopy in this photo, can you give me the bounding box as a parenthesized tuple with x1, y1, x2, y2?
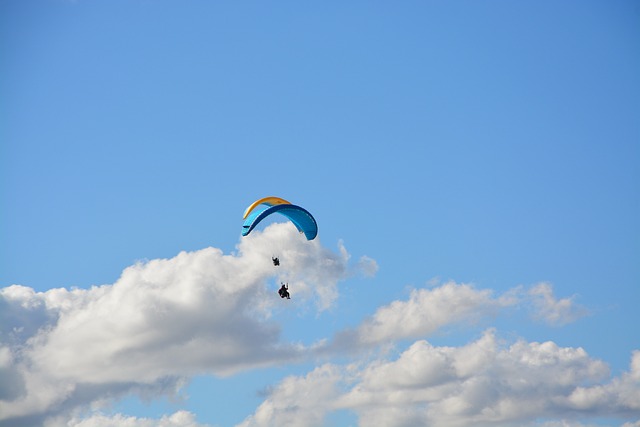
(241, 197, 318, 240)
(242, 196, 292, 220)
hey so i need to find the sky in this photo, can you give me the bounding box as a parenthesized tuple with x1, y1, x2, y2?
(1, 0, 639, 426)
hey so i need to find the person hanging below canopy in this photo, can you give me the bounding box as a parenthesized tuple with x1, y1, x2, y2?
(278, 282, 290, 299)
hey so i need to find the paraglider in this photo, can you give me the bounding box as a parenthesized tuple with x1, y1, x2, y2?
(242, 196, 316, 301)
(278, 282, 290, 299)
(241, 196, 318, 240)
(243, 196, 292, 220)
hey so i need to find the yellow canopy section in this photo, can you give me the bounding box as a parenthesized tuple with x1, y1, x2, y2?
(242, 196, 292, 219)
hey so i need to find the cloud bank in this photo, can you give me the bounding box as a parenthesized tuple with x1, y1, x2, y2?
(1, 223, 637, 427)
(0, 224, 363, 426)
(240, 333, 640, 427)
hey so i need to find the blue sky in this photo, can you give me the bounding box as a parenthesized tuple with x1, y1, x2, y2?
(1, 1, 639, 426)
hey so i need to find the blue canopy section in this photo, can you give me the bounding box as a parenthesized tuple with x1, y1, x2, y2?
(242, 204, 318, 240)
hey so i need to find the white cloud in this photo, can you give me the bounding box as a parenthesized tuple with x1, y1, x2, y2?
(237, 364, 345, 427)
(0, 224, 364, 427)
(528, 282, 589, 326)
(564, 350, 640, 413)
(329, 280, 517, 350)
(359, 281, 509, 341)
(244, 331, 639, 427)
(59, 410, 213, 427)
(2, 223, 632, 427)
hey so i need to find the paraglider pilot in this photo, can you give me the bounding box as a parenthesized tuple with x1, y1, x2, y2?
(278, 282, 290, 299)
(272, 257, 280, 266)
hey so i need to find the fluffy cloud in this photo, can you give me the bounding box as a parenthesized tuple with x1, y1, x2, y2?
(352, 281, 516, 345)
(340, 330, 611, 426)
(2, 224, 633, 427)
(237, 281, 637, 427)
(237, 365, 345, 427)
(564, 350, 640, 413)
(243, 330, 639, 427)
(327, 280, 582, 351)
(0, 224, 362, 427)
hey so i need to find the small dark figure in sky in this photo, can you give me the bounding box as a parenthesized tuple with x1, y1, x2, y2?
(272, 257, 280, 266)
(278, 282, 290, 299)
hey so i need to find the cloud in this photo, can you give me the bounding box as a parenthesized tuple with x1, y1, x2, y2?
(357, 281, 514, 343)
(58, 410, 213, 427)
(340, 330, 611, 427)
(356, 255, 378, 278)
(243, 330, 639, 427)
(0, 224, 364, 427)
(528, 282, 590, 326)
(237, 365, 345, 427)
(325, 279, 590, 355)
(564, 350, 640, 413)
(238, 281, 638, 427)
(327, 280, 518, 351)
(1, 223, 630, 427)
